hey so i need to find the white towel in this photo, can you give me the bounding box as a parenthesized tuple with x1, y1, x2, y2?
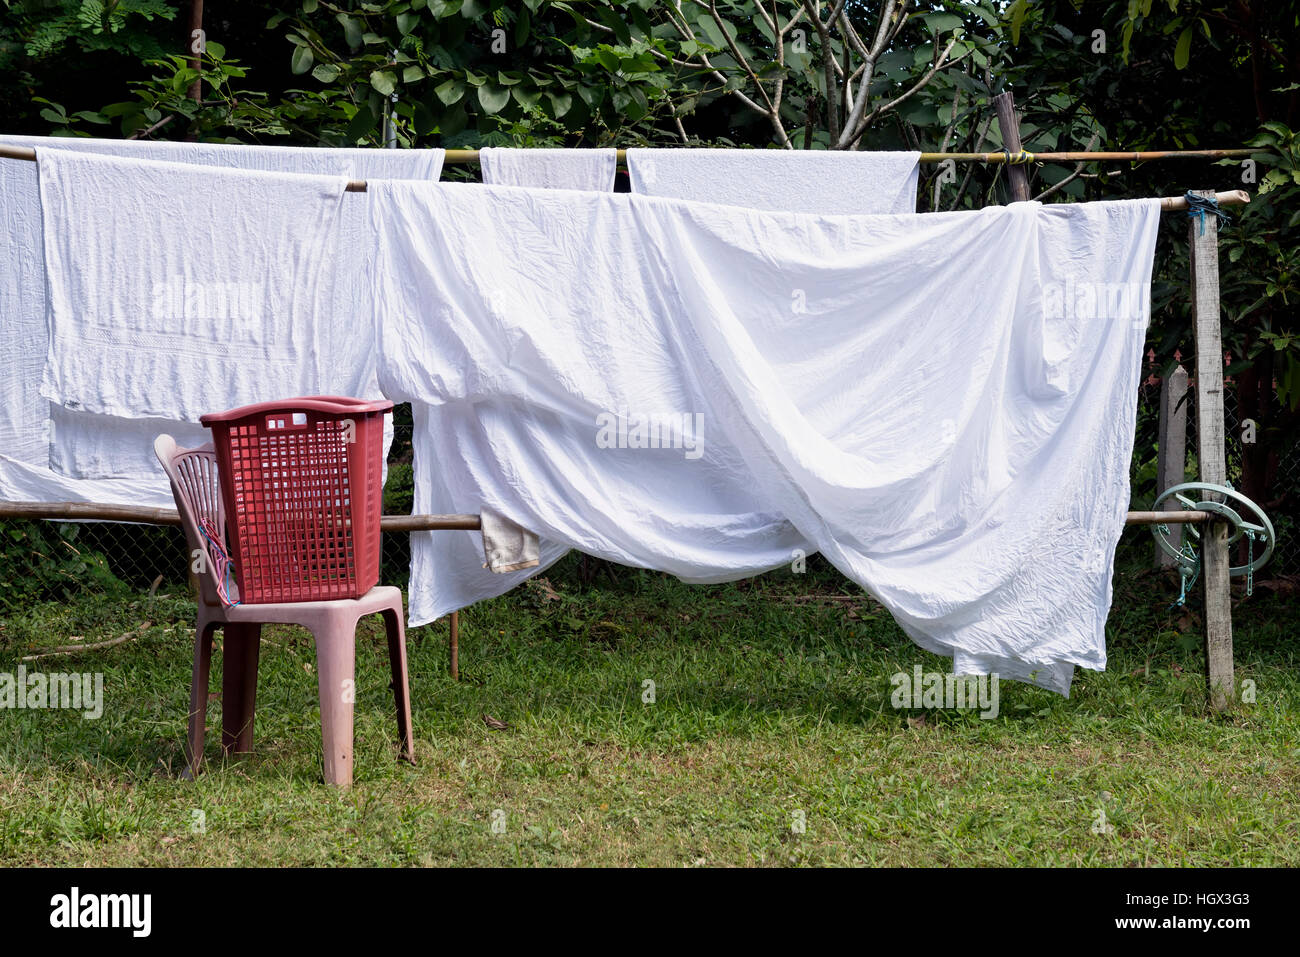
(627, 148, 920, 214)
(368, 180, 1161, 695)
(480, 504, 542, 573)
(37, 150, 352, 424)
(0, 135, 443, 493)
(479, 147, 617, 191)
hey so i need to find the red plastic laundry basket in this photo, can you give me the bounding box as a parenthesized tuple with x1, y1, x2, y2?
(200, 396, 392, 604)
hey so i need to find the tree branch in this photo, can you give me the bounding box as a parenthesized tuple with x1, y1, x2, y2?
(1032, 131, 1101, 201)
(844, 34, 965, 149)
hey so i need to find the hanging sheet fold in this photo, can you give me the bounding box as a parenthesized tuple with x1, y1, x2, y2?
(480, 147, 617, 191)
(367, 180, 1161, 694)
(627, 147, 921, 214)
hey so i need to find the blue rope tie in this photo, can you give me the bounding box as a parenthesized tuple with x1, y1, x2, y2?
(1184, 190, 1231, 236)
(198, 518, 242, 607)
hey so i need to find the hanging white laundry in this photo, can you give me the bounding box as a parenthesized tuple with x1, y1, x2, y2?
(367, 180, 1161, 695)
(38, 150, 351, 423)
(479, 147, 617, 191)
(47, 406, 209, 480)
(627, 147, 921, 214)
(0, 453, 177, 508)
(0, 134, 443, 494)
(407, 402, 570, 613)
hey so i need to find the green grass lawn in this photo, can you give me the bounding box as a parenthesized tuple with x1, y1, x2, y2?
(0, 544, 1296, 867)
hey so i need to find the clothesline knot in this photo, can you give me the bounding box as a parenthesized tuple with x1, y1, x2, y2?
(1184, 190, 1231, 236)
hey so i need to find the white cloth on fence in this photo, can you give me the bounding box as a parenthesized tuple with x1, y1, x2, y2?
(480, 147, 617, 191)
(626, 148, 921, 214)
(0, 135, 442, 496)
(368, 180, 1161, 694)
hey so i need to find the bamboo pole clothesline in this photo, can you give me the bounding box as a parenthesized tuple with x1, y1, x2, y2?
(0, 143, 1257, 206)
(438, 146, 1259, 165)
(0, 144, 1257, 165)
(0, 502, 481, 531)
(0, 501, 1211, 528)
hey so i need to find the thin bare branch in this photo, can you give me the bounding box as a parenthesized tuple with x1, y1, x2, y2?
(706, 0, 777, 115)
(933, 78, 964, 209)
(1032, 132, 1101, 201)
(836, 0, 899, 150)
(801, 0, 841, 143)
(844, 35, 965, 149)
(949, 112, 991, 211)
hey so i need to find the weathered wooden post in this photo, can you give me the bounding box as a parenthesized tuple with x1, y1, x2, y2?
(1155, 364, 1189, 568)
(449, 609, 459, 681)
(1188, 190, 1234, 708)
(992, 90, 1032, 203)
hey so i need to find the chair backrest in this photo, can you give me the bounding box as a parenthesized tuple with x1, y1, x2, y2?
(154, 434, 230, 608)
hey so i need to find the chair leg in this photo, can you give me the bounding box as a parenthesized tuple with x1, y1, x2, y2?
(312, 617, 358, 788)
(381, 606, 416, 765)
(221, 623, 261, 755)
(183, 622, 217, 780)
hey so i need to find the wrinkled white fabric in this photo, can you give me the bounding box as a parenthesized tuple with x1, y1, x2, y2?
(480, 147, 616, 191)
(369, 180, 1161, 694)
(47, 406, 210, 480)
(627, 148, 920, 214)
(0, 451, 176, 508)
(38, 150, 351, 423)
(0, 135, 442, 491)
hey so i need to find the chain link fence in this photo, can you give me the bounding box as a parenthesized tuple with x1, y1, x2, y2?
(3, 378, 1297, 612)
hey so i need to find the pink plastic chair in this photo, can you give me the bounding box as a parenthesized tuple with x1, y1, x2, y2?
(155, 435, 415, 787)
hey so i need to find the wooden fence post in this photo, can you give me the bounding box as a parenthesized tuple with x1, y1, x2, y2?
(1188, 189, 1234, 709)
(449, 610, 459, 681)
(1155, 364, 1189, 568)
(992, 90, 1032, 202)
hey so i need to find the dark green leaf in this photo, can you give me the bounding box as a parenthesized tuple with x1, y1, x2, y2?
(477, 83, 510, 114)
(595, 48, 620, 72)
(291, 43, 315, 75)
(547, 90, 573, 118)
(440, 101, 467, 135)
(511, 85, 541, 109)
(414, 99, 437, 135)
(346, 104, 376, 141)
(337, 14, 363, 50)
(435, 76, 465, 105)
(1173, 25, 1193, 69)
